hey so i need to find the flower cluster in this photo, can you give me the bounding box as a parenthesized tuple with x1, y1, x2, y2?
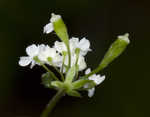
(19, 13, 130, 98)
(19, 44, 62, 68)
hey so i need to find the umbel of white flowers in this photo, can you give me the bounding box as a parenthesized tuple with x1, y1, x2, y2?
(19, 13, 130, 98)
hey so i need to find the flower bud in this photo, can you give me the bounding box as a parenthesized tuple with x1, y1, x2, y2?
(99, 33, 130, 70)
(51, 13, 69, 46)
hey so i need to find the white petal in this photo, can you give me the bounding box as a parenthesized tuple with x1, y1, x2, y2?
(38, 44, 46, 50)
(54, 41, 67, 52)
(30, 61, 36, 69)
(65, 54, 87, 71)
(78, 55, 87, 71)
(70, 37, 79, 44)
(85, 68, 91, 74)
(69, 37, 79, 51)
(38, 45, 54, 61)
(38, 44, 63, 66)
(78, 38, 91, 54)
(43, 23, 54, 34)
(83, 84, 89, 89)
(26, 44, 39, 57)
(52, 54, 63, 67)
(96, 75, 105, 85)
(85, 68, 105, 85)
(89, 75, 105, 85)
(19, 57, 32, 66)
(88, 88, 95, 98)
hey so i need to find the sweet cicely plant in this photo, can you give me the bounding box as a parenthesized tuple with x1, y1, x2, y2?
(19, 13, 130, 117)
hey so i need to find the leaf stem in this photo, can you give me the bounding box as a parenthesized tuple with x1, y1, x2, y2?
(40, 89, 65, 117)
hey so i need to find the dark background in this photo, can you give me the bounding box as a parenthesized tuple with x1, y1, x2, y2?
(0, 0, 150, 117)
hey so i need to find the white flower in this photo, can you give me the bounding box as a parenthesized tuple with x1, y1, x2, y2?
(54, 38, 78, 53)
(43, 13, 61, 34)
(85, 68, 105, 85)
(69, 37, 91, 56)
(38, 44, 62, 67)
(43, 23, 54, 34)
(77, 55, 87, 71)
(19, 44, 39, 68)
(54, 41, 67, 53)
(54, 37, 90, 72)
(76, 37, 91, 56)
(54, 37, 91, 56)
(19, 44, 62, 68)
(69, 37, 79, 53)
(84, 68, 105, 97)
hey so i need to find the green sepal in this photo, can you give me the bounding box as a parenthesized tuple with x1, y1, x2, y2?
(72, 79, 95, 89)
(66, 90, 81, 97)
(41, 72, 53, 88)
(65, 65, 76, 83)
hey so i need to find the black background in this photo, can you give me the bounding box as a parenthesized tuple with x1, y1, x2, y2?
(0, 0, 150, 117)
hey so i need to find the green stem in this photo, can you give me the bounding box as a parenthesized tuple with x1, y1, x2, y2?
(66, 44, 71, 69)
(41, 64, 59, 81)
(47, 58, 64, 81)
(33, 56, 59, 81)
(74, 49, 80, 80)
(40, 89, 65, 117)
(61, 54, 66, 73)
(53, 65, 65, 81)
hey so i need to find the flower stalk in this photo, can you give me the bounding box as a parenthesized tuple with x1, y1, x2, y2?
(34, 56, 59, 81)
(40, 89, 65, 117)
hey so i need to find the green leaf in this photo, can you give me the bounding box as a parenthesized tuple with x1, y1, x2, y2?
(65, 65, 76, 83)
(41, 72, 53, 88)
(72, 79, 95, 89)
(66, 90, 81, 97)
